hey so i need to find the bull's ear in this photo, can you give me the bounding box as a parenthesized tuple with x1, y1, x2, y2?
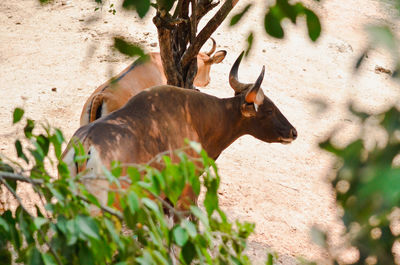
(209, 50, 227, 64)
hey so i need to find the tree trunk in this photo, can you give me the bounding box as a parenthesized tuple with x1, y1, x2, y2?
(153, 0, 238, 89)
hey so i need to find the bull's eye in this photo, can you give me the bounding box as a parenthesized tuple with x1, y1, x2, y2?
(265, 109, 273, 115)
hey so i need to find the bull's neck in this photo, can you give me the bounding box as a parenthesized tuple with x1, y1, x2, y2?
(189, 95, 245, 160)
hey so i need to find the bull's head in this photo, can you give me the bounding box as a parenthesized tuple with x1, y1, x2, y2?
(229, 52, 297, 144)
(194, 38, 227, 87)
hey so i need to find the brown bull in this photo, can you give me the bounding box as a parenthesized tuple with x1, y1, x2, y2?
(63, 52, 297, 213)
(80, 38, 226, 126)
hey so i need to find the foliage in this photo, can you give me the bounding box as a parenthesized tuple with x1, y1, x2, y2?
(320, 106, 400, 264)
(314, 2, 400, 264)
(0, 109, 265, 265)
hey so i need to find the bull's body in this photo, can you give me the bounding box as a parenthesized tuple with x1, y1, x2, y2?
(64, 52, 297, 212)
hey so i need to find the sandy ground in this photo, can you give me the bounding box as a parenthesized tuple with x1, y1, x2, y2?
(1, 0, 400, 264)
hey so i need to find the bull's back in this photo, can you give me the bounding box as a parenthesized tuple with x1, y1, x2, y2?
(75, 87, 201, 168)
(80, 55, 166, 126)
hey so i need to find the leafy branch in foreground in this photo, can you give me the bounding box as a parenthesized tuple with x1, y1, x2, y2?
(0, 108, 266, 265)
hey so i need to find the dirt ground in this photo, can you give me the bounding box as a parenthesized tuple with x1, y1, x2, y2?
(1, 0, 400, 264)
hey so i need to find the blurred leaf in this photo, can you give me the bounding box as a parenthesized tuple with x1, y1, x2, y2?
(41, 253, 57, 265)
(127, 191, 140, 214)
(78, 244, 95, 265)
(266, 253, 274, 265)
(0, 217, 10, 233)
(204, 178, 219, 216)
(77, 215, 100, 240)
(381, 107, 400, 134)
(33, 217, 48, 230)
(305, 9, 321, 41)
(172, 226, 188, 247)
(142, 198, 159, 213)
(264, 10, 284, 39)
(127, 166, 141, 183)
(15, 140, 29, 163)
(122, 0, 151, 18)
(182, 220, 197, 238)
(0, 249, 11, 265)
(349, 104, 370, 121)
(245, 32, 254, 56)
(114, 37, 148, 59)
(156, 0, 175, 12)
(230, 4, 252, 26)
(310, 226, 327, 248)
(190, 206, 209, 227)
(182, 241, 196, 264)
(13, 108, 24, 124)
(24, 119, 35, 139)
(276, 0, 297, 23)
(27, 247, 43, 265)
(367, 25, 397, 53)
(36, 135, 50, 157)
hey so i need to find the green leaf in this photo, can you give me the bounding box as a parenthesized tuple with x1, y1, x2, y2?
(33, 217, 48, 230)
(142, 198, 159, 213)
(367, 25, 397, 52)
(264, 11, 284, 39)
(15, 140, 29, 163)
(245, 32, 254, 56)
(24, 119, 35, 138)
(305, 9, 321, 41)
(310, 226, 327, 248)
(204, 178, 219, 216)
(276, 0, 298, 23)
(41, 253, 57, 265)
(27, 247, 43, 265)
(0, 217, 10, 233)
(127, 166, 141, 183)
(107, 191, 116, 206)
(152, 250, 170, 265)
(79, 244, 95, 265)
(13, 108, 24, 124)
(266, 253, 274, 265)
(172, 226, 188, 247)
(230, 4, 252, 26)
(127, 191, 140, 213)
(36, 134, 50, 157)
(190, 206, 209, 227)
(18, 210, 34, 244)
(66, 219, 78, 245)
(0, 249, 11, 265)
(122, 0, 151, 18)
(114, 37, 147, 61)
(182, 220, 197, 238)
(77, 215, 100, 240)
(182, 241, 196, 264)
(156, 0, 175, 12)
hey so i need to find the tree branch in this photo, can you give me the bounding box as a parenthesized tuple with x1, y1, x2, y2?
(195, 0, 220, 26)
(0, 171, 123, 220)
(153, 13, 184, 86)
(182, 0, 238, 68)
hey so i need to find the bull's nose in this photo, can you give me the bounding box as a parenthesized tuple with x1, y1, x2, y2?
(290, 128, 297, 140)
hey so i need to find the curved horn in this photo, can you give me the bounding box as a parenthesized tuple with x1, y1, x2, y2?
(229, 51, 248, 93)
(206, 37, 217, 56)
(245, 66, 265, 104)
(254, 65, 265, 90)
